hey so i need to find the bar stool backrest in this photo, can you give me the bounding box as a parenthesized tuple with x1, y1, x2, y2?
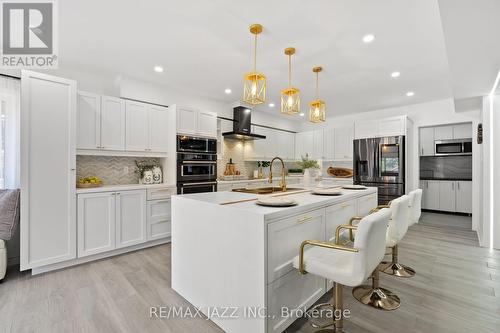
(353, 208, 392, 280)
(410, 189, 423, 224)
(387, 195, 411, 245)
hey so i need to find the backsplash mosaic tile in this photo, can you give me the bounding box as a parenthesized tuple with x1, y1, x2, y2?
(76, 155, 161, 185)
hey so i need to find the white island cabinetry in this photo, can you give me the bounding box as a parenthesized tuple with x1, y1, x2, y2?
(172, 187, 377, 333)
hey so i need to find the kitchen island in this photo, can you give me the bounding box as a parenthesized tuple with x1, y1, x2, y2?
(171, 186, 377, 333)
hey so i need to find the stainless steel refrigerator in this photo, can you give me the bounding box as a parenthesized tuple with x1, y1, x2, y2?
(353, 136, 405, 205)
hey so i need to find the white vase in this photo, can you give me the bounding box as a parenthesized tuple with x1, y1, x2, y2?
(141, 170, 154, 184)
(152, 166, 163, 184)
(302, 168, 316, 186)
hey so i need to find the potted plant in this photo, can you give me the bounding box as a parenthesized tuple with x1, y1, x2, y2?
(296, 154, 319, 185)
(256, 161, 271, 179)
(135, 159, 162, 184)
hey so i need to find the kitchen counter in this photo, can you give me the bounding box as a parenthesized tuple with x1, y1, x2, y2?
(76, 183, 176, 194)
(171, 185, 377, 333)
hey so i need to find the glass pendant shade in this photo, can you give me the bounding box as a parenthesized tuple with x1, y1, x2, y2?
(243, 72, 266, 105)
(309, 99, 326, 123)
(281, 87, 300, 115)
(281, 47, 300, 115)
(309, 66, 326, 123)
(243, 24, 266, 105)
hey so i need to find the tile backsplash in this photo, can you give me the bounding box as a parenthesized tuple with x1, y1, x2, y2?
(76, 155, 161, 185)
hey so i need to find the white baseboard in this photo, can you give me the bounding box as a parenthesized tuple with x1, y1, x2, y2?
(31, 237, 170, 275)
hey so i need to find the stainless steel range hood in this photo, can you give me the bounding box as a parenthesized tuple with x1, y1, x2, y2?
(222, 105, 266, 140)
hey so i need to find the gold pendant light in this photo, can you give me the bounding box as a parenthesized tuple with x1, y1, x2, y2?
(281, 47, 300, 115)
(309, 66, 326, 123)
(243, 24, 266, 105)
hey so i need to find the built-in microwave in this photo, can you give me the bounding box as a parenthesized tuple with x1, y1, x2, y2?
(177, 135, 217, 154)
(435, 139, 472, 156)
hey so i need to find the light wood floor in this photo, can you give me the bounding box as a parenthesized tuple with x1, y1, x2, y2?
(1, 213, 499, 333)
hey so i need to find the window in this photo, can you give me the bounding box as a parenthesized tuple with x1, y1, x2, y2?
(0, 76, 20, 189)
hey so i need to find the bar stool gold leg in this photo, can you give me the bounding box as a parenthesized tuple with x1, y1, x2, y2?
(352, 269, 400, 311)
(379, 245, 416, 278)
(314, 283, 345, 333)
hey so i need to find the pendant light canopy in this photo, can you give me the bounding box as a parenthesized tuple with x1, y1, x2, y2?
(281, 47, 300, 115)
(309, 66, 326, 123)
(243, 24, 266, 105)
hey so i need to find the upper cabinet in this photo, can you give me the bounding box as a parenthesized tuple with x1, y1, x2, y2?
(77, 92, 126, 151)
(419, 123, 472, 156)
(354, 116, 408, 139)
(295, 126, 353, 161)
(77, 92, 171, 153)
(125, 100, 170, 153)
(177, 107, 217, 138)
(245, 126, 295, 161)
(419, 127, 435, 156)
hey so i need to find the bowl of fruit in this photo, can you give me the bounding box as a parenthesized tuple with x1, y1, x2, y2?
(77, 176, 103, 188)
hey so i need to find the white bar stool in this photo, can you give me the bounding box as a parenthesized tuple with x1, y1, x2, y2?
(293, 208, 392, 333)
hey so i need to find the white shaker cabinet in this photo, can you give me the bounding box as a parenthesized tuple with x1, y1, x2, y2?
(77, 192, 116, 257)
(354, 119, 378, 139)
(115, 190, 147, 249)
(355, 116, 408, 139)
(419, 127, 435, 156)
(20, 71, 77, 270)
(149, 105, 170, 153)
(356, 193, 378, 216)
(434, 125, 453, 140)
(312, 130, 324, 159)
(125, 100, 150, 151)
(100, 96, 126, 151)
(197, 110, 218, 138)
(295, 131, 314, 159)
(177, 107, 198, 135)
(147, 199, 172, 240)
(77, 91, 101, 150)
(323, 128, 335, 160)
(455, 181, 472, 214)
(421, 180, 440, 210)
(325, 201, 357, 243)
(334, 126, 354, 160)
(453, 123, 472, 139)
(438, 181, 456, 212)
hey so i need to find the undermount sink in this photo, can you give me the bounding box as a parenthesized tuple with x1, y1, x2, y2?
(232, 186, 304, 195)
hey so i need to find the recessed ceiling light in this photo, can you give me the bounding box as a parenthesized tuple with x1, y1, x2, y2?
(406, 91, 415, 97)
(299, 113, 305, 117)
(224, 88, 232, 94)
(391, 71, 400, 78)
(153, 66, 164, 73)
(268, 103, 275, 108)
(362, 34, 375, 43)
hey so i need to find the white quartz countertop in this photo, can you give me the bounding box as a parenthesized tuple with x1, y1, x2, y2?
(217, 175, 352, 184)
(177, 186, 376, 220)
(76, 183, 176, 194)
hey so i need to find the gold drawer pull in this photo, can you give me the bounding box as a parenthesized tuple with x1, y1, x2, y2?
(340, 203, 350, 208)
(298, 216, 314, 224)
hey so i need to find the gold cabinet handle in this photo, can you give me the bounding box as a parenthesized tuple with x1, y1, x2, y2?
(340, 203, 350, 208)
(298, 216, 314, 224)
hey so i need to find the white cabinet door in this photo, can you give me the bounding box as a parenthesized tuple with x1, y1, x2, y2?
(101, 96, 125, 151)
(355, 119, 378, 139)
(312, 130, 324, 159)
(434, 125, 453, 140)
(421, 180, 440, 210)
(378, 117, 405, 137)
(251, 126, 269, 159)
(453, 123, 471, 139)
(326, 201, 357, 243)
(115, 190, 147, 248)
(125, 100, 149, 151)
(284, 131, 296, 160)
(456, 181, 472, 214)
(77, 91, 101, 150)
(197, 110, 217, 138)
(356, 193, 378, 216)
(20, 71, 77, 270)
(77, 192, 116, 257)
(323, 128, 335, 160)
(147, 199, 171, 240)
(295, 131, 314, 159)
(149, 105, 170, 152)
(334, 126, 354, 160)
(267, 209, 325, 282)
(177, 107, 197, 135)
(438, 181, 456, 212)
(419, 127, 435, 156)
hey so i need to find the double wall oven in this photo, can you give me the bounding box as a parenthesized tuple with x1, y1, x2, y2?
(177, 135, 217, 194)
(353, 136, 405, 205)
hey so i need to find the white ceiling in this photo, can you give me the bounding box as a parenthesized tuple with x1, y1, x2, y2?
(57, 0, 492, 120)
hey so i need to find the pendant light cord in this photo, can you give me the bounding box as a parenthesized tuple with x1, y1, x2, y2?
(316, 72, 319, 99)
(253, 34, 257, 72)
(288, 55, 292, 87)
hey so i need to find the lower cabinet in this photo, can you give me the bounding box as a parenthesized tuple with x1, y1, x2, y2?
(147, 199, 172, 240)
(420, 180, 472, 214)
(77, 192, 116, 257)
(325, 201, 356, 243)
(356, 193, 378, 216)
(115, 190, 147, 248)
(77, 188, 172, 259)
